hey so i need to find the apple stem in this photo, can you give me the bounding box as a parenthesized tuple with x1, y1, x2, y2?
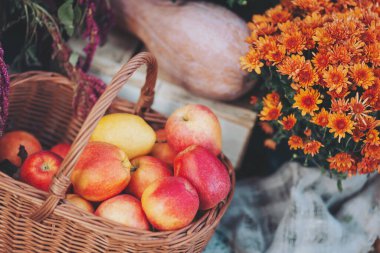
(130, 166, 138, 173)
(41, 164, 50, 171)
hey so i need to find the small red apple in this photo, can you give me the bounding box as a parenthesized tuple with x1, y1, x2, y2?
(174, 145, 230, 210)
(20, 151, 63, 192)
(66, 194, 94, 213)
(150, 129, 177, 165)
(165, 104, 222, 155)
(71, 142, 131, 202)
(0, 131, 42, 167)
(95, 194, 150, 230)
(142, 177, 199, 231)
(126, 156, 172, 199)
(51, 143, 71, 159)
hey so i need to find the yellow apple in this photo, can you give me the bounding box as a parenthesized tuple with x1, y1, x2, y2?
(90, 113, 156, 159)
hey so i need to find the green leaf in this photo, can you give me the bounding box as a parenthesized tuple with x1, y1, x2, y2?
(69, 52, 79, 66)
(226, 0, 248, 7)
(73, 3, 82, 30)
(58, 0, 74, 37)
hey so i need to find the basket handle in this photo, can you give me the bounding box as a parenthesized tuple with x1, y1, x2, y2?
(29, 52, 158, 222)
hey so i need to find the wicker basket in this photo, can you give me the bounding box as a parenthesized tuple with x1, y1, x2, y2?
(0, 52, 235, 252)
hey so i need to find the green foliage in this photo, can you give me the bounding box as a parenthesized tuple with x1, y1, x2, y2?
(226, 0, 248, 7)
(0, 0, 88, 71)
(58, 0, 75, 37)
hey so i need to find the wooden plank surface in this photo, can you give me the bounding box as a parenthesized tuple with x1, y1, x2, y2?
(69, 29, 257, 168)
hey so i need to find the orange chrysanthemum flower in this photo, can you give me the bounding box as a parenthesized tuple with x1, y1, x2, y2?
(263, 92, 281, 107)
(356, 117, 380, 132)
(313, 27, 334, 46)
(245, 31, 258, 44)
(293, 88, 322, 116)
(267, 46, 286, 65)
(240, 50, 264, 74)
(295, 61, 317, 87)
(331, 98, 350, 113)
(349, 93, 371, 124)
(365, 43, 380, 67)
(266, 5, 292, 24)
(264, 139, 277, 150)
(311, 108, 329, 127)
(304, 128, 312, 137)
(259, 103, 283, 121)
(327, 113, 354, 142)
(292, 0, 323, 13)
(362, 87, 379, 108)
(279, 31, 306, 54)
(328, 153, 356, 174)
(326, 19, 356, 42)
(352, 127, 365, 143)
(280, 114, 297, 130)
(277, 55, 305, 79)
(362, 144, 380, 159)
(327, 87, 350, 99)
(251, 14, 270, 25)
(357, 157, 378, 174)
(288, 135, 304, 150)
(312, 51, 329, 72)
(303, 12, 324, 29)
(364, 129, 380, 145)
(323, 65, 350, 93)
(260, 122, 274, 135)
(304, 140, 323, 157)
(250, 96, 259, 105)
(329, 45, 351, 65)
(278, 20, 299, 33)
(350, 62, 375, 90)
(255, 36, 277, 59)
(248, 21, 276, 36)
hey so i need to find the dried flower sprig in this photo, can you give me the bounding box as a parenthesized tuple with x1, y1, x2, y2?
(242, 0, 380, 178)
(22, 0, 107, 118)
(0, 46, 9, 136)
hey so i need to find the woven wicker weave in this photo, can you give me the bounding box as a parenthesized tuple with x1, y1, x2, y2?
(0, 52, 235, 252)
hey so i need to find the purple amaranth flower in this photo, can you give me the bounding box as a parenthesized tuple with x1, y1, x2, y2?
(0, 46, 10, 136)
(96, 0, 114, 46)
(79, 2, 100, 72)
(73, 69, 106, 119)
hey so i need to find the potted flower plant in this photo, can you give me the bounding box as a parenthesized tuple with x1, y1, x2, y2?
(240, 0, 380, 187)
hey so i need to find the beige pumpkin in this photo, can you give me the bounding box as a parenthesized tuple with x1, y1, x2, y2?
(111, 0, 254, 101)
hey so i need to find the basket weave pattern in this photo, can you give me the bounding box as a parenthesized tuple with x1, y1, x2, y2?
(0, 53, 235, 252)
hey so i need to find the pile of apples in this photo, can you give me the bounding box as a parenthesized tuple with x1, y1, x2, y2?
(0, 104, 231, 231)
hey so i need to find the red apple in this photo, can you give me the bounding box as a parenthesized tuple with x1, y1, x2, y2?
(174, 145, 230, 210)
(51, 143, 71, 159)
(66, 194, 94, 213)
(165, 104, 222, 155)
(142, 177, 199, 231)
(95, 194, 150, 230)
(126, 156, 172, 199)
(150, 129, 177, 165)
(0, 131, 42, 167)
(71, 142, 131, 202)
(20, 151, 63, 192)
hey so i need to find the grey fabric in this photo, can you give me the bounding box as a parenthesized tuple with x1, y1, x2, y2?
(205, 162, 380, 253)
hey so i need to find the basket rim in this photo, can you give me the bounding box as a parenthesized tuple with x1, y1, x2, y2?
(3, 70, 236, 243)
